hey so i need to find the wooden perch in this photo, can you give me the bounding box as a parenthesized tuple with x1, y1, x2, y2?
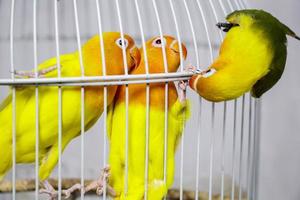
(0, 179, 247, 200)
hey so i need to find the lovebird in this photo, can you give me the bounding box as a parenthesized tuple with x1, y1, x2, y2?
(0, 32, 140, 198)
(189, 9, 300, 102)
(106, 36, 189, 200)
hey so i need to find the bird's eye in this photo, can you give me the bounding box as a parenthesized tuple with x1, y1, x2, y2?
(116, 38, 129, 49)
(203, 68, 216, 78)
(152, 37, 167, 48)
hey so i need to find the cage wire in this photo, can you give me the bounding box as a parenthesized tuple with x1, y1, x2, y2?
(0, 0, 261, 200)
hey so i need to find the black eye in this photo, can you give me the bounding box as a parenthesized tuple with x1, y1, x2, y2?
(152, 37, 166, 47)
(155, 39, 161, 44)
(119, 40, 125, 46)
(116, 38, 129, 49)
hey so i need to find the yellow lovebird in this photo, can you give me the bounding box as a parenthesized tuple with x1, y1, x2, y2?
(107, 36, 189, 200)
(189, 9, 300, 102)
(0, 32, 140, 198)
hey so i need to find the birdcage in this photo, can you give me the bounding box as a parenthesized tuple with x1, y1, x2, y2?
(0, 0, 260, 200)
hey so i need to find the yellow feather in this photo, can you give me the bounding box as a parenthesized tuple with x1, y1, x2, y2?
(0, 32, 140, 181)
(107, 36, 189, 200)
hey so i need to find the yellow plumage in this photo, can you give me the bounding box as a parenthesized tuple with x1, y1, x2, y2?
(190, 18, 272, 102)
(189, 9, 300, 101)
(0, 32, 140, 181)
(107, 36, 189, 200)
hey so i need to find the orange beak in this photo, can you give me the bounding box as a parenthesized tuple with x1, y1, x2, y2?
(170, 40, 187, 59)
(130, 46, 141, 70)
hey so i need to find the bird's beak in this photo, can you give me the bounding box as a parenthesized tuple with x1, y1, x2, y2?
(170, 40, 187, 60)
(216, 22, 239, 32)
(130, 46, 141, 70)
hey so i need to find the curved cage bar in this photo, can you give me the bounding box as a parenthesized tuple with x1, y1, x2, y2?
(0, 0, 260, 200)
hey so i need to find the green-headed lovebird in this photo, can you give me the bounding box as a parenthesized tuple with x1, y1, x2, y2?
(189, 9, 300, 102)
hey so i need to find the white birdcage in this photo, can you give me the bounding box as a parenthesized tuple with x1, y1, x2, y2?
(0, 0, 260, 200)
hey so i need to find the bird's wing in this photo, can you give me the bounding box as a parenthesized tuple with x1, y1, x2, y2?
(0, 54, 76, 112)
(169, 99, 190, 148)
(106, 100, 116, 140)
(251, 43, 287, 98)
(37, 53, 78, 78)
(0, 94, 12, 112)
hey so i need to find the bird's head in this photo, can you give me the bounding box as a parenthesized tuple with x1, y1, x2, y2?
(141, 36, 187, 73)
(82, 32, 141, 76)
(217, 9, 300, 40)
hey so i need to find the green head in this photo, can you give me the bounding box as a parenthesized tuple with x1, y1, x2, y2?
(217, 9, 300, 40)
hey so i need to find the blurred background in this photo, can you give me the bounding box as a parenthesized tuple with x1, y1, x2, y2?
(0, 0, 299, 199)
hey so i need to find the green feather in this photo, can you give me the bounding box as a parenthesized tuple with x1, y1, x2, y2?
(230, 9, 299, 97)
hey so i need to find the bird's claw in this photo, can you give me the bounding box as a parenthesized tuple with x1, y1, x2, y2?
(84, 165, 116, 197)
(40, 180, 83, 200)
(185, 64, 202, 74)
(62, 183, 83, 199)
(178, 81, 188, 102)
(11, 65, 58, 78)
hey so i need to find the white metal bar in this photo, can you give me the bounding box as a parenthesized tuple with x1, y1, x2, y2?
(208, 0, 223, 40)
(209, 0, 227, 200)
(194, 1, 217, 198)
(238, 95, 245, 200)
(151, 0, 168, 74)
(10, 0, 16, 199)
(208, 103, 215, 200)
(197, 0, 222, 200)
(132, 1, 151, 197)
(114, 0, 130, 196)
(95, 0, 108, 199)
(133, 0, 149, 75)
(115, 0, 129, 75)
(167, 1, 187, 199)
(218, 0, 228, 16)
(0, 72, 198, 86)
(193, 0, 213, 119)
(231, 99, 238, 200)
(33, 1, 39, 199)
(150, 2, 170, 200)
(246, 95, 253, 200)
(253, 99, 261, 199)
(195, 97, 202, 200)
(54, 1, 62, 200)
(0, 76, 193, 88)
(226, 0, 235, 12)
(168, 0, 185, 72)
(73, 1, 85, 199)
(182, 0, 200, 69)
(180, 1, 201, 199)
(234, 0, 243, 9)
(220, 102, 227, 200)
(214, 2, 229, 200)
(241, 0, 249, 8)
(132, 1, 151, 199)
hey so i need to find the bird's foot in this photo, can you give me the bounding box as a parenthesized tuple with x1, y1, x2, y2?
(178, 80, 188, 102)
(39, 180, 58, 200)
(11, 65, 57, 78)
(84, 165, 116, 197)
(185, 64, 202, 74)
(40, 180, 82, 200)
(62, 183, 83, 199)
